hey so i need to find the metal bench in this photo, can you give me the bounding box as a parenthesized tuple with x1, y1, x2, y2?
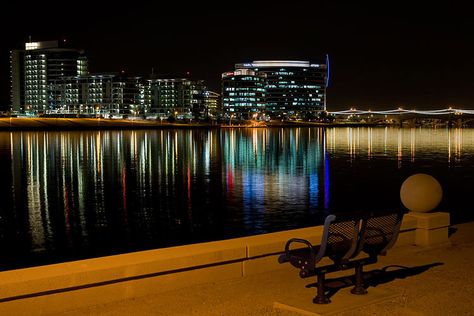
(278, 211, 404, 304)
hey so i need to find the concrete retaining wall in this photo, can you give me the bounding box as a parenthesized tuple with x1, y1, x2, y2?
(0, 212, 447, 315)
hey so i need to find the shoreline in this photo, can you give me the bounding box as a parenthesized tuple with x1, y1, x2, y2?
(0, 117, 394, 131)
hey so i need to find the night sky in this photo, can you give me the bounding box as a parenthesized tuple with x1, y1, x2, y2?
(1, 2, 474, 110)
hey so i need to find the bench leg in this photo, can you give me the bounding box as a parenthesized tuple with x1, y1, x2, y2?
(351, 264, 368, 295)
(313, 273, 331, 304)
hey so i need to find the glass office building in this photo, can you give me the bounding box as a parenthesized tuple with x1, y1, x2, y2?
(221, 69, 266, 118)
(224, 60, 328, 117)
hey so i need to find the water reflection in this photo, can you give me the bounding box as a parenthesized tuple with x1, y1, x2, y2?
(0, 129, 330, 269)
(221, 128, 328, 232)
(326, 127, 470, 165)
(0, 127, 473, 269)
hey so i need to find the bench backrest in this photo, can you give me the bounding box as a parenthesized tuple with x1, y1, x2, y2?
(280, 210, 404, 270)
(359, 211, 404, 256)
(325, 217, 359, 263)
(323, 211, 404, 263)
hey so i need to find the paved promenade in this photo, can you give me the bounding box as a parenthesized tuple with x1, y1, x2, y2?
(57, 222, 474, 316)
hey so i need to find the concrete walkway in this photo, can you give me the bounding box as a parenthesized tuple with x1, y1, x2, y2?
(57, 222, 474, 316)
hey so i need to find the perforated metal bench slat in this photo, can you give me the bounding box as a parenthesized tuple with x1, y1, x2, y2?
(326, 220, 358, 262)
(363, 213, 402, 256)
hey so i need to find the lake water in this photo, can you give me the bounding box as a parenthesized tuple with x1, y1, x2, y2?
(0, 127, 473, 270)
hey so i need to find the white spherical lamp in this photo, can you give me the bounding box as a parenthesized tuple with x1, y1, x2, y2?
(400, 174, 442, 213)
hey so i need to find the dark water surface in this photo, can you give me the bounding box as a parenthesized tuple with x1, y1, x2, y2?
(0, 127, 472, 270)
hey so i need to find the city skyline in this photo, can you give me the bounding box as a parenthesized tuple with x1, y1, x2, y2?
(2, 2, 474, 110)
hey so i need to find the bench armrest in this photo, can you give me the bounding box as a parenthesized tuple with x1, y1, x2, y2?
(280, 214, 338, 267)
(279, 238, 318, 272)
(284, 238, 316, 256)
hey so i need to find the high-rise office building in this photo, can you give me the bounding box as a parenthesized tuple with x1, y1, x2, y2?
(10, 40, 88, 113)
(223, 60, 328, 117)
(221, 69, 266, 118)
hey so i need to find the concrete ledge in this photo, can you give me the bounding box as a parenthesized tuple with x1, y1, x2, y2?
(0, 213, 437, 314)
(245, 225, 325, 257)
(0, 240, 247, 301)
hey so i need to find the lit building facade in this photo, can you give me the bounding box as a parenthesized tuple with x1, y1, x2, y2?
(9, 40, 221, 118)
(221, 69, 266, 118)
(49, 74, 143, 116)
(10, 40, 88, 113)
(203, 91, 220, 117)
(143, 78, 207, 118)
(223, 60, 328, 117)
